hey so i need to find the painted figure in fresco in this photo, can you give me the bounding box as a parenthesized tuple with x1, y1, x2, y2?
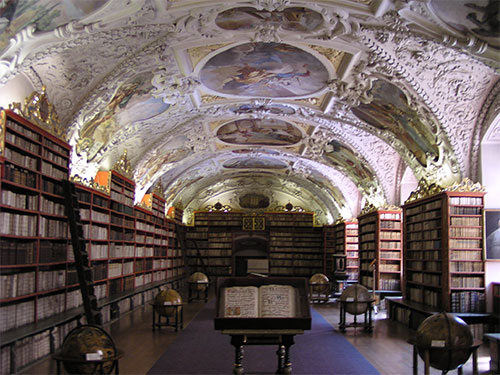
(215, 7, 323, 32)
(351, 81, 439, 167)
(325, 140, 373, 180)
(78, 73, 169, 162)
(200, 42, 329, 98)
(217, 119, 302, 146)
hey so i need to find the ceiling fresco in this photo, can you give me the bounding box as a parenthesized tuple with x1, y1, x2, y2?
(215, 7, 324, 32)
(0, 0, 499, 225)
(199, 42, 330, 98)
(223, 157, 288, 169)
(0, 0, 108, 51)
(216, 118, 303, 146)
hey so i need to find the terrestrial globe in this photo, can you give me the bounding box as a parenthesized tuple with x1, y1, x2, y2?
(339, 284, 372, 315)
(60, 325, 116, 374)
(154, 289, 182, 317)
(415, 312, 473, 371)
(189, 272, 209, 291)
(309, 273, 330, 294)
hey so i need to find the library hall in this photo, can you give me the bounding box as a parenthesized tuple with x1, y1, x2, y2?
(1, 0, 500, 374)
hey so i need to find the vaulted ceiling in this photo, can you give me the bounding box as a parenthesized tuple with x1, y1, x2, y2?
(1, 0, 499, 225)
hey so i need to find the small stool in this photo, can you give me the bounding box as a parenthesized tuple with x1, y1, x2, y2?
(151, 302, 184, 332)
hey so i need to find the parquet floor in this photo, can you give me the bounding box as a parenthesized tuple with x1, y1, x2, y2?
(21, 287, 494, 375)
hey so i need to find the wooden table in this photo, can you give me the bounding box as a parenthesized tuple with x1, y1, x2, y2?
(222, 329, 304, 375)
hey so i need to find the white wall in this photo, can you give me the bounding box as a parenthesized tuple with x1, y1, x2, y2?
(480, 116, 500, 312)
(0, 74, 34, 109)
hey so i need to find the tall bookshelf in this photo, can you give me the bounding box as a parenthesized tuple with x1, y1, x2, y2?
(334, 219, 359, 282)
(402, 180, 486, 312)
(358, 206, 402, 291)
(323, 224, 336, 277)
(185, 211, 324, 278)
(0, 108, 74, 372)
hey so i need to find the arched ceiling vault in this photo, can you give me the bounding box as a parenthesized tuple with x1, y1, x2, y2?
(1, 0, 498, 224)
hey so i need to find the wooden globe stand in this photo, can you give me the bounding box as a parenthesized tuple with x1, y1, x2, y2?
(338, 299, 375, 332)
(151, 302, 184, 332)
(407, 338, 481, 375)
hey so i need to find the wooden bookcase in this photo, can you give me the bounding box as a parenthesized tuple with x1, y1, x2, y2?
(358, 207, 402, 291)
(185, 211, 324, 278)
(0, 100, 186, 373)
(334, 220, 359, 282)
(403, 189, 486, 312)
(0, 108, 71, 333)
(493, 282, 500, 316)
(323, 224, 335, 277)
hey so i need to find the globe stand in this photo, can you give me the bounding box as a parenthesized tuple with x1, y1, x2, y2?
(151, 302, 184, 332)
(188, 281, 209, 302)
(339, 299, 374, 332)
(53, 350, 124, 375)
(407, 338, 481, 375)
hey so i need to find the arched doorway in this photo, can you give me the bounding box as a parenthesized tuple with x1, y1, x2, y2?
(233, 233, 269, 276)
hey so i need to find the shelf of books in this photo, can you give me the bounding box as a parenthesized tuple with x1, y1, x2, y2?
(268, 213, 324, 277)
(333, 219, 359, 282)
(402, 180, 486, 313)
(0, 108, 75, 373)
(185, 211, 324, 278)
(323, 224, 335, 277)
(358, 206, 402, 292)
(493, 282, 500, 316)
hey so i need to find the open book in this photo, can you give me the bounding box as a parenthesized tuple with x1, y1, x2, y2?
(222, 284, 297, 318)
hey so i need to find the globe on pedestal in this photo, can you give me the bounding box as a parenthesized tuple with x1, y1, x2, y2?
(60, 325, 116, 374)
(309, 273, 330, 294)
(154, 289, 182, 317)
(339, 284, 372, 315)
(189, 272, 209, 291)
(415, 312, 473, 371)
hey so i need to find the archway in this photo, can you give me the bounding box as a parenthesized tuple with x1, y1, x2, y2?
(233, 233, 269, 276)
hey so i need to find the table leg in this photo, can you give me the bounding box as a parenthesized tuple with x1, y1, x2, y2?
(231, 335, 244, 375)
(472, 347, 478, 375)
(412, 345, 418, 375)
(423, 350, 430, 375)
(276, 345, 285, 374)
(152, 308, 156, 331)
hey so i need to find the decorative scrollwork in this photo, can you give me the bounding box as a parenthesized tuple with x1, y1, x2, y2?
(113, 149, 133, 179)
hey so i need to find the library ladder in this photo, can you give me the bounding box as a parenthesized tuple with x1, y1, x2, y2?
(62, 180, 102, 325)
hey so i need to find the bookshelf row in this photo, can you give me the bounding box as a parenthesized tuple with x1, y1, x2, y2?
(0, 109, 185, 359)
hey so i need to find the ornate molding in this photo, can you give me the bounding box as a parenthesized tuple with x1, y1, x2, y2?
(112, 149, 133, 179)
(8, 86, 66, 140)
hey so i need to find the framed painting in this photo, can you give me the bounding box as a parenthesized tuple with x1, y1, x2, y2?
(485, 209, 500, 260)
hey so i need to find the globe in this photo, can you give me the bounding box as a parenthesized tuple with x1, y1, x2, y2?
(415, 312, 473, 371)
(154, 289, 182, 317)
(60, 325, 116, 374)
(189, 272, 209, 291)
(309, 273, 330, 294)
(339, 284, 372, 315)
